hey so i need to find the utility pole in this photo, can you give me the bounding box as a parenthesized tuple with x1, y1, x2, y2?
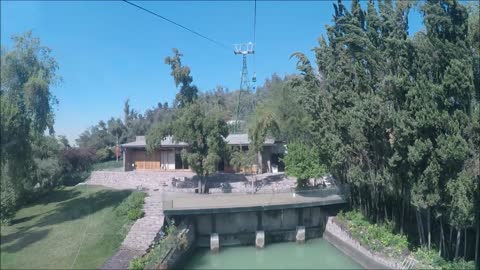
(233, 42, 254, 133)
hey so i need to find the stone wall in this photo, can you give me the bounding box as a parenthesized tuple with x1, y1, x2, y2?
(156, 221, 196, 270)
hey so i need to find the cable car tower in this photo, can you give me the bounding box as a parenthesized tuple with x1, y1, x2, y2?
(233, 42, 255, 133)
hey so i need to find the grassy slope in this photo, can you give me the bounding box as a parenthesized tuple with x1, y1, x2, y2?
(1, 185, 133, 269)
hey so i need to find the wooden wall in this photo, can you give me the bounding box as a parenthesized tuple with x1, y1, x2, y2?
(131, 149, 176, 171)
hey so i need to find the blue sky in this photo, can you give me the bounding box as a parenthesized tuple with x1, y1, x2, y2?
(1, 1, 424, 144)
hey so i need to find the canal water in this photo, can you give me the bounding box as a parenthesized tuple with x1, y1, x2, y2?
(183, 238, 362, 269)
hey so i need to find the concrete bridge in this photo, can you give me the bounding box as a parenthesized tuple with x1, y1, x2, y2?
(162, 185, 350, 250)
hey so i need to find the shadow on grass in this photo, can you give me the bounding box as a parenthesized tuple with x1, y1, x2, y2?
(9, 214, 40, 225)
(40, 188, 82, 205)
(1, 229, 50, 253)
(1, 187, 132, 253)
(35, 189, 132, 228)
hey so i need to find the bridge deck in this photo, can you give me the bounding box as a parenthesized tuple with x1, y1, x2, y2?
(162, 188, 348, 215)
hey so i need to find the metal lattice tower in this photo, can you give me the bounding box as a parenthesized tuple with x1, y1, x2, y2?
(233, 42, 255, 133)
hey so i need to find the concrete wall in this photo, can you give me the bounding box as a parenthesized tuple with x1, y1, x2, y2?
(323, 217, 401, 269)
(192, 206, 331, 247)
(156, 221, 196, 270)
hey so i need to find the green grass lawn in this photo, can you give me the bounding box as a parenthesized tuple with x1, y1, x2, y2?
(1, 185, 134, 269)
(92, 160, 123, 171)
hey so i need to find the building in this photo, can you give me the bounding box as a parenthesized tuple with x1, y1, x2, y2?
(121, 134, 285, 173)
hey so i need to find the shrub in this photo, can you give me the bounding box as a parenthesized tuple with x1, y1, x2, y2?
(115, 192, 146, 221)
(0, 171, 18, 224)
(283, 141, 326, 187)
(59, 147, 95, 174)
(336, 210, 409, 258)
(95, 147, 115, 162)
(33, 157, 62, 189)
(127, 208, 144, 221)
(129, 257, 146, 270)
(413, 247, 475, 270)
(58, 147, 95, 185)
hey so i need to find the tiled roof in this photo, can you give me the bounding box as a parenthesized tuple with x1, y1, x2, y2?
(121, 134, 275, 148)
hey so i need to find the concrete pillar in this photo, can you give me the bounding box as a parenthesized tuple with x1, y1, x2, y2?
(296, 226, 306, 244)
(256, 231, 265, 248)
(256, 211, 263, 230)
(210, 233, 219, 252)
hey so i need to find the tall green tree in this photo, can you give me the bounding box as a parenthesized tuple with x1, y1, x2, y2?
(1, 31, 59, 221)
(148, 49, 228, 193)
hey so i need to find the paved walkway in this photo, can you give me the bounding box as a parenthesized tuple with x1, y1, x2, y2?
(101, 190, 165, 269)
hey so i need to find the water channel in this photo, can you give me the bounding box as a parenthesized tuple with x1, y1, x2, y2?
(183, 238, 363, 269)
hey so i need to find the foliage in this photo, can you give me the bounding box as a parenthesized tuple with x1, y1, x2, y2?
(115, 192, 146, 221)
(165, 48, 198, 108)
(413, 247, 475, 270)
(127, 208, 144, 221)
(92, 160, 123, 171)
(148, 49, 228, 193)
(128, 257, 146, 270)
(1, 31, 59, 219)
(129, 222, 188, 270)
(283, 141, 326, 186)
(288, 0, 479, 262)
(337, 210, 409, 258)
(95, 147, 115, 162)
(58, 147, 95, 172)
(228, 147, 256, 172)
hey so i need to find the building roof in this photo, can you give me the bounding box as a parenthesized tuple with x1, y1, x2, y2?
(225, 133, 275, 146)
(121, 134, 275, 148)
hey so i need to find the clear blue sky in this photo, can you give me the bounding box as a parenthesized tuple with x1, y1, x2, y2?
(1, 1, 424, 144)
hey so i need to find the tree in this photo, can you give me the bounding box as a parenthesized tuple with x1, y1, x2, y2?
(283, 141, 326, 187)
(147, 49, 228, 193)
(165, 48, 198, 108)
(287, 0, 477, 263)
(1, 31, 59, 221)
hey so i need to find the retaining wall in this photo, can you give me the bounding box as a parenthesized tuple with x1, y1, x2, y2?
(323, 217, 404, 269)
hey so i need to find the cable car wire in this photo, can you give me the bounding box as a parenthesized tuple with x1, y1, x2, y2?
(122, 0, 230, 50)
(253, 0, 257, 45)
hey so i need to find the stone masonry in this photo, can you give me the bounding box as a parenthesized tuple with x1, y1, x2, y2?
(101, 190, 164, 269)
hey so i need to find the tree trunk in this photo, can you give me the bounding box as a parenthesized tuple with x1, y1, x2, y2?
(400, 188, 405, 234)
(464, 228, 467, 259)
(416, 210, 424, 245)
(449, 225, 454, 259)
(419, 210, 427, 245)
(439, 218, 445, 257)
(455, 227, 461, 259)
(391, 203, 395, 224)
(475, 221, 479, 268)
(198, 176, 207, 194)
(384, 202, 388, 222)
(427, 208, 431, 250)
